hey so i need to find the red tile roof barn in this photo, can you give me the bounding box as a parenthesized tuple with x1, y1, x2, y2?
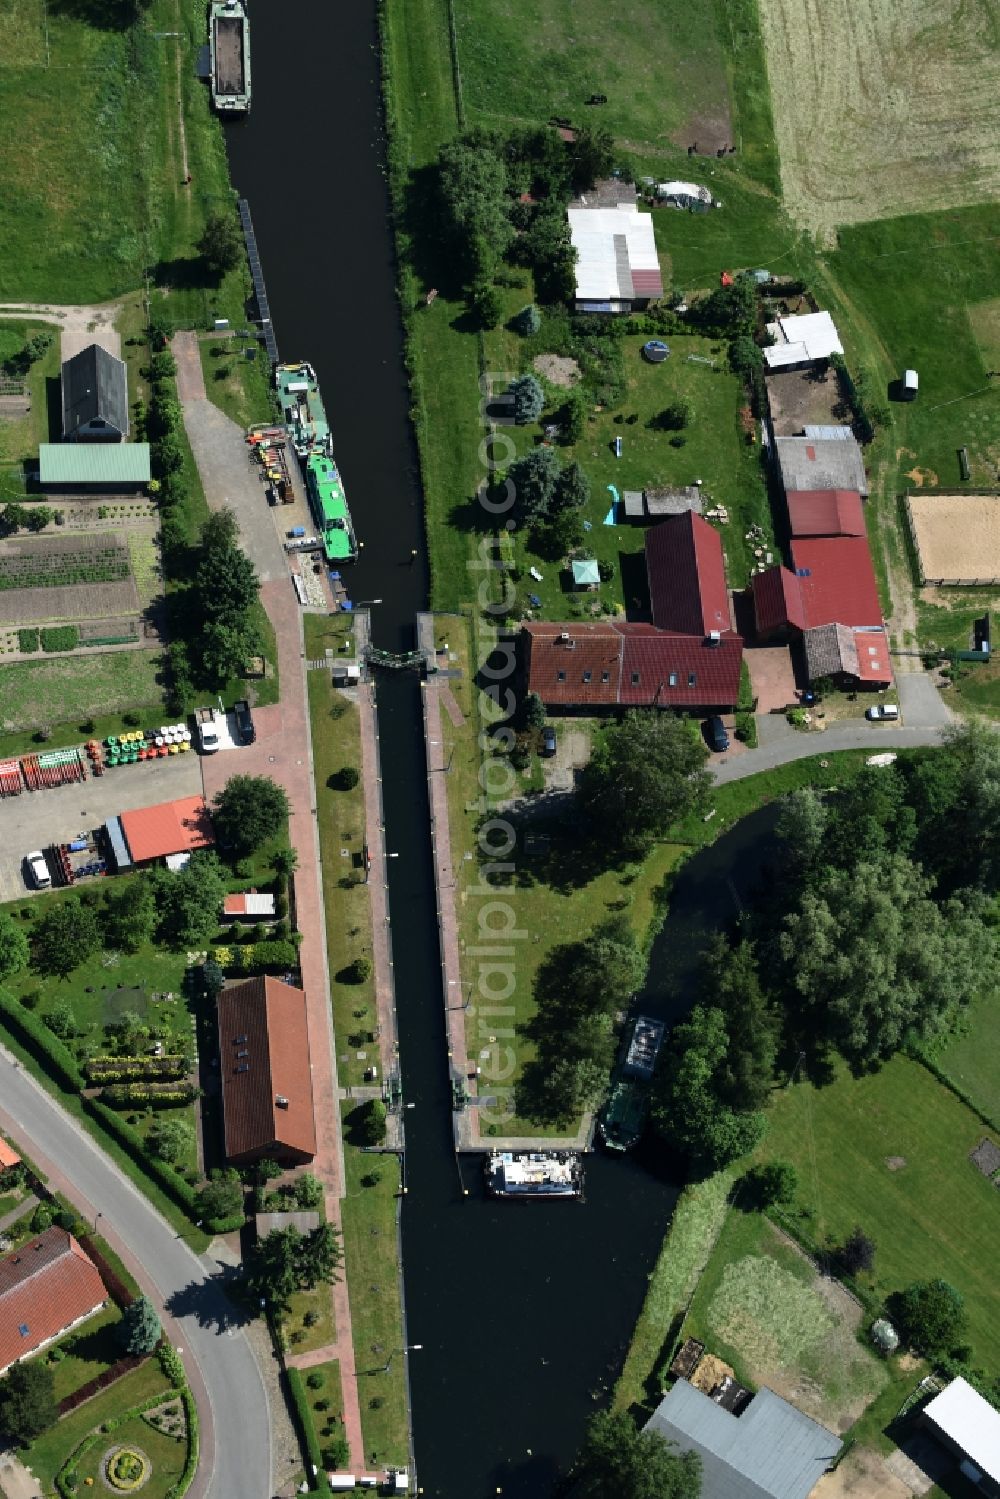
(790, 537, 884, 629)
(786, 489, 866, 538)
(0, 1229, 106, 1373)
(217, 976, 317, 1165)
(751, 567, 808, 636)
(645, 513, 733, 636)
(522, 622, 743, 710)
(0, 1141, 21, 1171)
(119, 795, 214, 864)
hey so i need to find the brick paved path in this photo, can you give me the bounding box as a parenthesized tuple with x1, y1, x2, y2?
(198, 581, 365, 1471)
(176, 357, 367, 1471)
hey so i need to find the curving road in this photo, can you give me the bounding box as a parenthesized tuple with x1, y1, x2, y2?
(0, 1047, 271, 1499)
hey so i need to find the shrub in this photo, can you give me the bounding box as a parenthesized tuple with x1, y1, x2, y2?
(157, 1343, 188, 1388)
(513, 303, 541, 336)
(891, 1278, 967, 1357)
(287, 1368, 324, 1483)
(837, 1226, 876, 1277)
(31, 1202, 54, 1233)
(306, 1371, 324, 1390)
(743, 1160, 797, 1208)
(342, 956, 372, 985)
(321, 1437, 349, 1470)
(40, 626, 78, 653)
(352, 1099, 387, 1147)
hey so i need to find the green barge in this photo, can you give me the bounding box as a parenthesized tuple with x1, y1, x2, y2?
(275, 362, 357, 563)
(598, 1015, 666, 1152)
(209, 1, 251, 114)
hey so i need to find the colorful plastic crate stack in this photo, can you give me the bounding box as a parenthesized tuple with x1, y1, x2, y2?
(0, 759, 24, 797)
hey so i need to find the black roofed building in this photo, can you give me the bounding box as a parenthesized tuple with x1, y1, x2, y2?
(61, 343, 129, 442)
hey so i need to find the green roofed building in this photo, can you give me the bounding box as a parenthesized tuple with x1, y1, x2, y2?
(38, 443, 151, 491)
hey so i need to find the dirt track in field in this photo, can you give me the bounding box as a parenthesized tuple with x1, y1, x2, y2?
(758, 0, 1000, 239)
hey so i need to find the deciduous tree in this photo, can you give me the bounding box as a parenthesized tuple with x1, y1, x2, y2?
(198, 212, 242, 277)
(0, 1361, 57, 1445)
(578, 712, 710, 854)
(102, 877, 156, 954)
(151, 851, 226, 947)
(212, 775, 290, 859)
(571, 1409, 701, 1499)
(892, 1279, 967, 1357)
(0, 914, 29, 981)
(32, 896, 100, 979)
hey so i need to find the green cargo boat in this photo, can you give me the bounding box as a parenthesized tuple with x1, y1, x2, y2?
(275, 362, 357, 563)
(209, 0, 250, 114)
(597, 1015, 666, 1152)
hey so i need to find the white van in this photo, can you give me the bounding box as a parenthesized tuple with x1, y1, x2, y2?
(25, 850, 51, 888)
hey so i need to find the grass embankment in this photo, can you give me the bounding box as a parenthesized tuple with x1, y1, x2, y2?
(381, 0, 481, 612)
(303, 614, 376, 1092)
(22, 1361, 171, 1494)
(764, 1054, 1000, 1369)
(340, 1107, 409, 1469)
(614, 1169, 735, 1415)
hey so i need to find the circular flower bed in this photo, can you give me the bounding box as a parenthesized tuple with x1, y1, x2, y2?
(102, 1447, 151, 1492)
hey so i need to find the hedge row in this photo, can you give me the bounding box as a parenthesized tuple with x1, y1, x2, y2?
(101, 1084, 197, 1109)
(286, 1367, 324, 1490)
(76, 1234, 136, 1309)
(85, 1055, 188, 1082)
(0, 987, 84, 1090)
(83, 1098, 197, 1214)
(58, 1354, 144, 1416)
(204, 1211, 246, 1235)
(157, 1342, 187, 1388)
(165, 1389, 199, 1499)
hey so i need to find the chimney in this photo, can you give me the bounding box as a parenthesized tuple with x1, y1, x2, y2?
(707, 630, 721, 647)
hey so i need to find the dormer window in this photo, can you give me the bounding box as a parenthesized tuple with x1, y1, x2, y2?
(631, 672, 640, 685)
(557, 670, 566, 683)
(583, 670, 592, 684)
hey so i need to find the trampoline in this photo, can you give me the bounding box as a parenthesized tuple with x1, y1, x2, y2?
(642, 340, 670, 363)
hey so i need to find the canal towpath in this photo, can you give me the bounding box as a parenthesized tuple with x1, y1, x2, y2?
(173, 337, 366, 1473)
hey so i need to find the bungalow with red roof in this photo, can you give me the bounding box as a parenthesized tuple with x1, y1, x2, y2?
(217, 976, 316, 1167)
(523, 514, 744, 712)
(0, 1228, 107, 1374)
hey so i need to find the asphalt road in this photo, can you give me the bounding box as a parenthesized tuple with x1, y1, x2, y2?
(713, 719, 947, 783)
(0, 1046, 270, 1499)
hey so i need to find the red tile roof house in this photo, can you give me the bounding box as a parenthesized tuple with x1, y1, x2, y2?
(0, 1140, 21, 1175)
(217, 976, 317, 1167)
(523, 513, 744, 712)
(751, 536, 892, 688)
(0, 1228, 107, 1374)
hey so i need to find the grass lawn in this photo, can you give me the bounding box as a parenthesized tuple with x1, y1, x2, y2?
(929, 990, 1000, 1127)
(822, 206, 1000, 492)
(0, 320, 61, 469)
(762, 1055, 1000, 1369)
(303, 614, 377, 1093)
(673, 749, 873, 845)
(683, 1208, 888, 1432)
(198, 335, 276, 430)
(283, 1284, 336, 1359)
(340, 1119, 408, 1468)
(71, 1403, 187, 1499)
(453, 0, 731, 152)
(296, 1358, 348, 1466)
(46, 1305, 124, 1403)
(0, 651, 166, 735)
(21, 1359, 170, 1494)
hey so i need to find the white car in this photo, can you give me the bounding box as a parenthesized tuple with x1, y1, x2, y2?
(865, 704, 900, 721)
(25, 850, 51, 889)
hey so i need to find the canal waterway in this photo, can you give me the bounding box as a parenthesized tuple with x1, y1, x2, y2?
(223, 6, 677, 1493)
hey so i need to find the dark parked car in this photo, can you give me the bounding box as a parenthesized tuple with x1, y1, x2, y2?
(705, 715, 730, 753)
(541, 725, 557, 757)
(234, 699, 256, 745)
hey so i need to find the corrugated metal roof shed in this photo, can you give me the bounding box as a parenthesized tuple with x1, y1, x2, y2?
(922, 1376, 1000, 1484)
(776, 437, 868, 497)
(644, 1381, 841, 1499)
(38, 443, 151, 486)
